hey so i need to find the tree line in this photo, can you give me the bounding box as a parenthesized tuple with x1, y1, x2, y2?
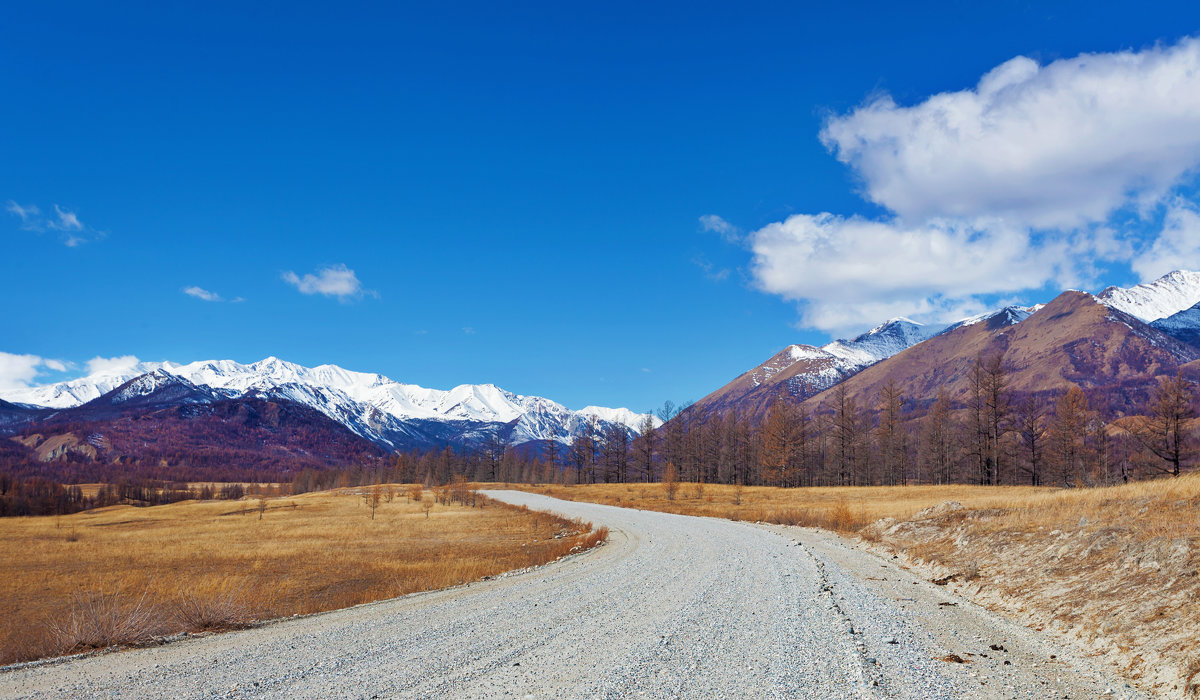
(350, 354, 1197, 489)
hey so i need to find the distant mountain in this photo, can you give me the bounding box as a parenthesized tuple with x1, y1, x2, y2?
(1097, 269, 1200, 322)
(799, 291, 1200, 416)
(682, 270, 1200, 425)
(683, 318, 941, 421)
(0, 357, 658, 451)
(5, 378, 386, 481)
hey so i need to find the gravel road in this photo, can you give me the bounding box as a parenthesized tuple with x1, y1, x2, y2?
(1, 491, 1140, 699)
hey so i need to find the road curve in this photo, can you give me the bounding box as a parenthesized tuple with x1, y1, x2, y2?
(1, 491, 1137, 699)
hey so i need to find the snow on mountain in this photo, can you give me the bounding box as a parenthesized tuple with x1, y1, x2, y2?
(578, 406, 662, 431)
(1097, 270, 1200, 323)
(0, 356, 656, 448)
(938, 305, 1043, 335)
(764, 318, 941, 382)
(4, 359, 166, 408)
(1150, 301, 1200, 346)
(824, 318, 941, 365)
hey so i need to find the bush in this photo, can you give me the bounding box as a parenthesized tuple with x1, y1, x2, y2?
(48, 588, 165, 653)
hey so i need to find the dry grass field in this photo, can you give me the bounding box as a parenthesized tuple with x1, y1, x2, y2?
(508, 481, 1054, 531)
(857, 472, 1200, 697)
(0, 487, 605, 665)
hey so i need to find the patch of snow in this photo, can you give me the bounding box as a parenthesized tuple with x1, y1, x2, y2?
(1097, 270, 1200, 322)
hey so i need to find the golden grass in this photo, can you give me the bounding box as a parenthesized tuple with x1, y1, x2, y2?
(854, 472, 1200, 696)
(503, 481, 1054, 532)
(0, 486, 603, 664)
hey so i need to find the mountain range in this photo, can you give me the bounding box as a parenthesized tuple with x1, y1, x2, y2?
(0, 357, 658, 460)
(686, 269, 1200, 421)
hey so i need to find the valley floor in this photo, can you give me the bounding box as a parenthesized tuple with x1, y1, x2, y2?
(1, 491, 1138, 699)
(0, 487, 600, 665)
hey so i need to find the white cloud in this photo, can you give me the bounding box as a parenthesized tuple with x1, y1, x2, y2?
(86, 355, 142, 376)
(49, 204, 84, 231)
(748, 36, 1200, 332)
(699, 214, 741, 242)
(0, 352, 67, 393)
(184, 286, 223, 302)
(750, 213, 1075, 332)
(282, 264, 366, 301)
(820, 38, 1200, 229)
(6, 200, 103, 245)
(462, 326, 476, 335)
(1132, 200, 1200, 280)
(691, 254, 730, 282)
(6, 201, 39, 226)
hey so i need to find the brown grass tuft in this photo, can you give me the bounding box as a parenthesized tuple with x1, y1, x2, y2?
(48, 587, 166, 654)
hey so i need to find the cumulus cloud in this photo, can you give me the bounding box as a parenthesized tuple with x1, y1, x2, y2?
(183, 286, 223, 302)
(0, 352, 68, 393)
(699, 214, 741, 242)
(747, 36, 1200, 332)
(1132, 200, 1200, 280)
(282, 264, 367, 301)
(820, 38, 1200, 229)
(750, 213, 1074, 332)
(86, 355, 143, 375)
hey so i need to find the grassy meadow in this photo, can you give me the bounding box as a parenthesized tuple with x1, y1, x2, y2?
(0, 486, 605, 664)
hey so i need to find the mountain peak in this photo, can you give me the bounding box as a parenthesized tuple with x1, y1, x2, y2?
(1097, 269, 1200, 322)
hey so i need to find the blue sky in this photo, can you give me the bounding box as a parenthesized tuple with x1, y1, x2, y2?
(5, 2, 1200, 413)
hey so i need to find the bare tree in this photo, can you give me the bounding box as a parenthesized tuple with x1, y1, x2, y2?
(830, 383, 863, 485)
(876, 380, 905, 485)
(662, 461, 680, 501)
(921, 389, 955, 484)
(634, 414, 657, 482)
(1014, 395, 1048, 485)
(364, 485, 382, 520)
(1132, 373, 1196, 477)
(759, 399, 796, 487)
(1050, 385, 1091, 486)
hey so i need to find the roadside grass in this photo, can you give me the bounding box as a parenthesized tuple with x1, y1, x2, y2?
(0, 488, 603, 665)
(857, 472, 1200, 697)
(503, 481, 1052, 532)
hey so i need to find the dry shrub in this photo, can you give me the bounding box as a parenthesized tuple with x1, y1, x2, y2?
(172, 580, 252, 631)
(827, 498, 859, 532)
(48, 587, 166, 653)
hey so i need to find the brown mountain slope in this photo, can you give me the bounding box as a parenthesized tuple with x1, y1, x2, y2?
(684, 345, 860, 421)
(802, 291, 1200, 414)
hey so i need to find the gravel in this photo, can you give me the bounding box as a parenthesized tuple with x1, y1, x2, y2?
(0, 491, 1142, 699)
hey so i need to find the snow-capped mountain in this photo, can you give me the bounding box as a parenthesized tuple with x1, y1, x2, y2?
(685, 303, 1059, 422)
(1097, 269, 1200, 322)
(2, 357, 658, 449)
(823, 317, 941, 366)
(938, 305, 1043, 335)
(688, 318, 942, 420)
